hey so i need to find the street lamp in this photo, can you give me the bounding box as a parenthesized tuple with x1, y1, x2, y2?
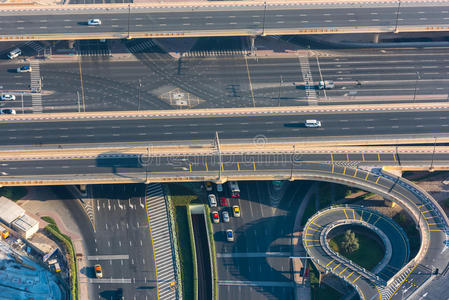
(127, 4, 131, 39)
(137, 79, 142, 111)
(394, 0, 401, 33)
(413, 71, 420, 103)
(430, 136, 437, 171)
(278, 75, 283, 106)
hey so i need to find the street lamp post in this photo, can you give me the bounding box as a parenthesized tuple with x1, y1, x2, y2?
(430, 136, 437, 171)
(278, 75, 283, 106)
(145, 146, 150, 183)
(127, 4, 131, 39)
(262, 1, 267, 36)
(413, 72, 420, 103)
(394, 0, 401, 33)
(137, 79, 142, 111)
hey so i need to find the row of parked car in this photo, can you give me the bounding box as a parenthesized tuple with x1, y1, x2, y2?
(205, 181, 242, 242)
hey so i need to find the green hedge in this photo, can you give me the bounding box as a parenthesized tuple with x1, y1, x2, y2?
(174, 206, 196, 300)
(0, 187, 27, 201)
(43, 219, 78, 300)
(204, 205, 218, 300)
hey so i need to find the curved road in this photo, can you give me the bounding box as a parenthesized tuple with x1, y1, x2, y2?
(303, 205, 410, 300)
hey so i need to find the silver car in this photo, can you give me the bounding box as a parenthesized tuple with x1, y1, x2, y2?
(222, 211, 230, 223)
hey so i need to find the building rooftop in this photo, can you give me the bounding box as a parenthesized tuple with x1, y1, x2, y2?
(12, 214, 38, 233)
(0, 197, 25, 225)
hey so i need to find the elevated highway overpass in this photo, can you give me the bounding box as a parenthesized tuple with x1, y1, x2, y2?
(304, 205, 411, 300)
(1, 0, 449, 41)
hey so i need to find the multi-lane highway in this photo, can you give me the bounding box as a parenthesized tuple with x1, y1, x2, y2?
(4, 45, 449, 113)
(1, 1, 449, 40)
(1, 109, 449, 147)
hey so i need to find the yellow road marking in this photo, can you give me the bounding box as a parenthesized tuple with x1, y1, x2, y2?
(221, 163, 224, 171)
(304, 239, 320, 242)
(393, 153, 396, 162)
(421, 210, 430, 214)
(311, 222, 321, 228)
(365, 172, 369, 180)
(253, 161, 256, 171)
(345, 271, 354, 280)
(346, 153, 349, 161)
(430, 229, 443, 231)
(353, 275, 361, 283)
(373, 216, 381, 226)
(354, 169, 358, 178)
(339, 267, 348, 276)
(331, 153, 333, 163)
(375, 176, 380, 184)
(388, 264, 418, 299)
(362, 153, 365, 161)
(418, 204, 425, 208)
(424, 216, 434, 219)
(325, 259, 335, 268)
(332, 164, 334, 173)
(343, 209, 349, 219)
(189, 163, 192, 172)
(244, 55, 256, 107)
(428, 223, 440, 225)
(343, 166, 346, 175)
(237, 162, 240, 171)
(378, 153, 380, 161)
(307, 227, 320, 232)
(352, 209, 355, 219)
(205, 162, 208, 172)
(332, 264, 341, 272)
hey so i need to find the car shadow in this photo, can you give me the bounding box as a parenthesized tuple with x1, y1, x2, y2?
(284, 123, 306, 128)
(77, 21, 89, 26)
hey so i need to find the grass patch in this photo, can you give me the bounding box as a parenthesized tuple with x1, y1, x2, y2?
(329, 233, 383, 271)
(204, 205, 218, 300)
(0, 187, 27, 201)
(41, 216, 56, 225)
(43, 217, 78, 300)
(174, 206, 195, 300)
(167, 183, 199, 206)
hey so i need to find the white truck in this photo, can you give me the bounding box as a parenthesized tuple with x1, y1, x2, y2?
(318, 80, 335, 90)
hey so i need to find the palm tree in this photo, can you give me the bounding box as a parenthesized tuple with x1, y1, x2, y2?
(341, 229, 359, 254)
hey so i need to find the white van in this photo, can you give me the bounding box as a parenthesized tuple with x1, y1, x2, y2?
(305, 120, 322, 128)
(8, 48, 22, 59)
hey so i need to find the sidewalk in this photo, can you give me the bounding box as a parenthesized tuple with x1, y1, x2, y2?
(17, 186, 90, 300)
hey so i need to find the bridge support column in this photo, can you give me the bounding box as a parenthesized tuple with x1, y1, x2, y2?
(373, 33, 380, 44)
(249, 36, 256, 55)
(68, 40, 75, 49)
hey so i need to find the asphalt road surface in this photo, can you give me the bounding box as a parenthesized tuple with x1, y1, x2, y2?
(89, 184, 157, 300)
(3, 44, 449, 112)
(2, 110, 449, 148)
(1, 4, 449, 37)
(211, 181, 309, 300)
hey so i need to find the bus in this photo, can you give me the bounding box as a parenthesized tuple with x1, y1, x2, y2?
(228, 181, 240, 198)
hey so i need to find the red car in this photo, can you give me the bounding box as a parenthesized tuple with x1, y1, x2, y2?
(220, 197, 228, 207)
(212, 211, 220, 224)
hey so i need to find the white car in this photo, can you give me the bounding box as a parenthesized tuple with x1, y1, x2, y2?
(305, 120, 321, 128)
(87, 19, 102, 26)
(208, 194, 217, 207)
(0, 109, 16, 115)
(1, 94, 16, 101)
